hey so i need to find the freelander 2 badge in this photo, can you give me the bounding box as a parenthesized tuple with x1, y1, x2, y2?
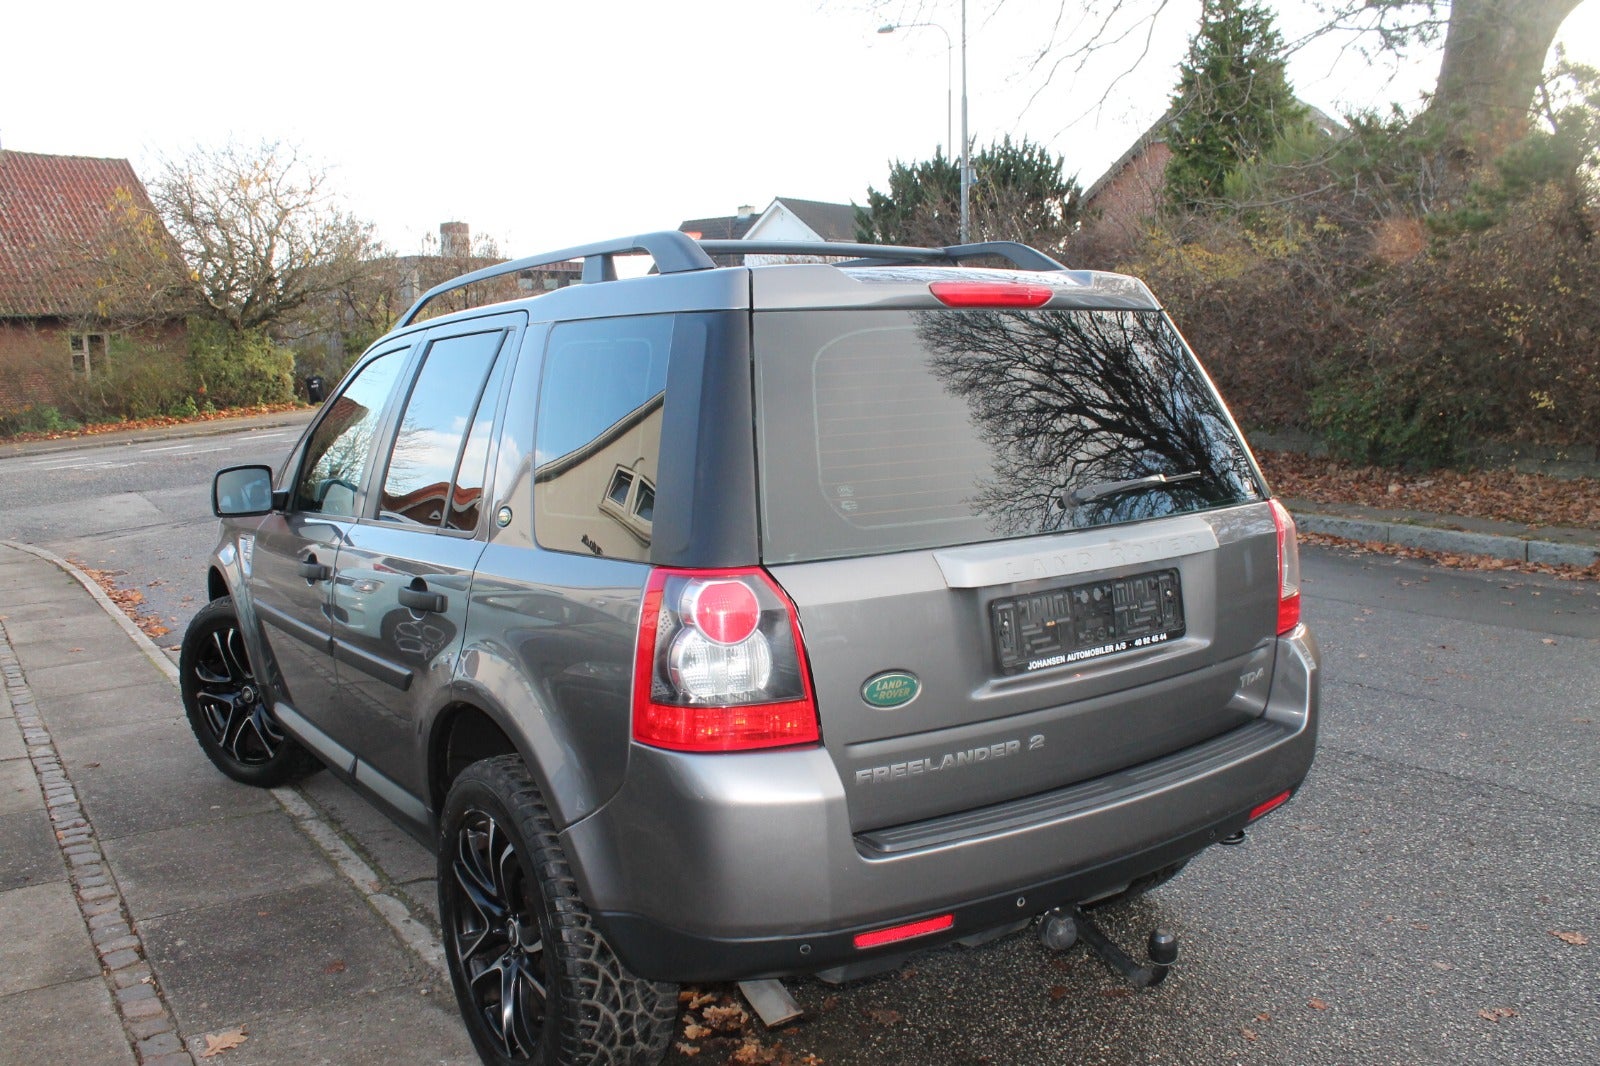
(861, 670, 921, 709)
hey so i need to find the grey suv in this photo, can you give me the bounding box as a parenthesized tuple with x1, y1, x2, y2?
(186, 232, 1319, 1065)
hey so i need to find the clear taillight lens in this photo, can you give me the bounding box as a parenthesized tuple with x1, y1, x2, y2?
(633, 567, 820, 752)
(1269, 499, 1301, 635)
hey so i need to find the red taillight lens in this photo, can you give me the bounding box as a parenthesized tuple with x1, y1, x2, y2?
(853, 914, 955, 950)
(681, 579, 761, 645)
(928, 281, 1053, 308)
(1249, 789, 1293, 821)
(1269, 499, 1301, 635)
(633, 567, 820, 753)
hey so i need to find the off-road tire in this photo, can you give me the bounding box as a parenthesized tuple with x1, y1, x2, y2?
(180, 596, 321, 788)
(439, 754, 677, 1065)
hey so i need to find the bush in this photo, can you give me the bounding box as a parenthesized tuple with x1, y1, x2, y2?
(187, 320, 296, 407)
(0, 404, 81, 437)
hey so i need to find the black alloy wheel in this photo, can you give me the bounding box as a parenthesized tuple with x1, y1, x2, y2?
(180, 596, 320, 787)
(439, 756, 676, 1066)
(451, 807, 549, 1058)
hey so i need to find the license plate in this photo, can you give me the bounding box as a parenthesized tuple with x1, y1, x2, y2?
(990, 569, 1185, 675)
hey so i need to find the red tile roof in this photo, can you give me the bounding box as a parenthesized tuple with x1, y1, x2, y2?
(0, 150, 161, 318)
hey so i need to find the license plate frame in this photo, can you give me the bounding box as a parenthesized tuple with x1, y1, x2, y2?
(990, 568, 1185, 675)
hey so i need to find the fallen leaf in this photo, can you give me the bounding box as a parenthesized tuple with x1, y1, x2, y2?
(1542, 638, 1558, 645)
(687, 990, 717, 1010)
(674, 1043, 701, 1057)
(199, 1027, 248, 1057)
(1241, 1027, 1260, 1041)
(1256, 1012, 1272, 1022)
(1048, 985, 1069, 1002)
(1308, 998, 1329, 1011)
(1477, 1007, 1518, 1023)
(1549, 930, 1590, 946)
(322, 959, 346, 974)
(682, 1023, 711, 1041)
(866, 1008, 902, 1026)
(66, 647, 83, 653)
(703, 1004, 747, 1031)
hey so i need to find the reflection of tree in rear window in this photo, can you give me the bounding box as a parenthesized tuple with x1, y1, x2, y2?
(754, 309, 1260, 562)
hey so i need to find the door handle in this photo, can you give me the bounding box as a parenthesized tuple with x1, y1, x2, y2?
(299, 557, 332, 583)
(399, 583, 447, 614)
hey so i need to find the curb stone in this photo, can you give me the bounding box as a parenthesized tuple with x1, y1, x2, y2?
(1291, 511, 1600, 570)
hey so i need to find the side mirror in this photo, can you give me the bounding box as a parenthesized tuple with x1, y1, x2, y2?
(213, 465, 278, 517)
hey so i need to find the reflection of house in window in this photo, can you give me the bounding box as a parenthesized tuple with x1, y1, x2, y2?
(382, 480, 486, 530)
(599, 465, 655, 542)
(533, 393, 663, 558)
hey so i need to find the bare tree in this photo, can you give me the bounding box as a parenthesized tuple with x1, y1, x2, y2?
(124, 140, 385, 336)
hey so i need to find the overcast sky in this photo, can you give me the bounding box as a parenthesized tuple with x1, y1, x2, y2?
(5, 0, 1598, 256)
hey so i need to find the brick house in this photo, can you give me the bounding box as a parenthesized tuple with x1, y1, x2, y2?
(0, 149, 184, 414)
(1075, 104, 1344, 255)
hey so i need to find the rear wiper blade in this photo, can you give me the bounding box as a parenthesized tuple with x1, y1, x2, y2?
(1067, 470, 1204, 507)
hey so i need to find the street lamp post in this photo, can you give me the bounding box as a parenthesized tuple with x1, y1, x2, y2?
(878, 2, 970, 244)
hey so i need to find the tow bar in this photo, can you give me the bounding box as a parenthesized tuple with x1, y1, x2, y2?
(1038, 906, 1179, 989)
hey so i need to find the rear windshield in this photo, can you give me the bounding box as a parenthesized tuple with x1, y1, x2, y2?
(754, 308, 1262, 563)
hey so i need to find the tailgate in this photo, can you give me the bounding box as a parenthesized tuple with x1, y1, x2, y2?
(769, 505, 1282, 832)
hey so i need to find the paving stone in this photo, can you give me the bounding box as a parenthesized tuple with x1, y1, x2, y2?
(137, 1031, 184, 1058)
(116, 980, 158, 1004)
(129, 1014, 175, 1041)
(122, 995, 167, 1020)
(0, 806, 65, 890)
(0, 881, 100, 996)
(143, 883, 434, 1035)
(106, 811, 333, 920)
(0, 977, 138, 1063)
(0, 757, 42, 816)
(102, 947, 141, 970)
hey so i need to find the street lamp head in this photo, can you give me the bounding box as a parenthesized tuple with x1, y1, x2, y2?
(877, 23, 897, 34)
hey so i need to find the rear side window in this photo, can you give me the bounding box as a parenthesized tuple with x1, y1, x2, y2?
(754, 308, 1261, 563)
(378, 329, 505, 530)
(533, 315, 673, 562)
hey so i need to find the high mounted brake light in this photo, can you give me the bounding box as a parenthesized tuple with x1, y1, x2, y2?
(633, 567, 820, 752)
(1269, 499, 1301, 635)
(928, 281, 1053, 308)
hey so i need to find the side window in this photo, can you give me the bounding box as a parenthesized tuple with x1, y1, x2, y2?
(533, 316, 673, 561)
(379, 329, 506, 529)
(295, 348, 408, 516)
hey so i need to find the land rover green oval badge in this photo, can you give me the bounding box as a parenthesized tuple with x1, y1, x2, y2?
(861, 671, 920, 709)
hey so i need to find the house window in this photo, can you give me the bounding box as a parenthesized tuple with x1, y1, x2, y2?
(69, 333, 110, 377)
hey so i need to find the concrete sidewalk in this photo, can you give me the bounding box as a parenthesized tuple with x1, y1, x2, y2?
(0, 545, 474, 1065)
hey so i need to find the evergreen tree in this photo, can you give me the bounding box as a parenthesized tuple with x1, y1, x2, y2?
(1165, 0, 1305, 209)
(856, 137, 1081, 248)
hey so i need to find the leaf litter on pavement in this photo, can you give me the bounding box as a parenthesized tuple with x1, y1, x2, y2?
(76, 563, 171, 638)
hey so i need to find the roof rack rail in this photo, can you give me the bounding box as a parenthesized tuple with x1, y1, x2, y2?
(397, 231, 716, 327)
(698, 239, 1066, 272)
(396, 233, 1069, 327)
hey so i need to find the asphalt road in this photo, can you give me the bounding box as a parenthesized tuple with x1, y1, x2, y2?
(2, 422, 1597, 1065)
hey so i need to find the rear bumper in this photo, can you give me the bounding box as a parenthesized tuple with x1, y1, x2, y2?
(566, 628, 1320, 983)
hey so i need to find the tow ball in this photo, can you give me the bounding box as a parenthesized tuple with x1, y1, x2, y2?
(1038, 906, 1179, 989)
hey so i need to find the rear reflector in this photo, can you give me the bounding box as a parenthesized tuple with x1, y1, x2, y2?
(1249, 790, 1293, 822)
(929, 281, 1053, 308)
(853, 914, 955, 950)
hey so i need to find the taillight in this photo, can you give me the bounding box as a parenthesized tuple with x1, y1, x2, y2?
(633, 567, 820, 752)
(928, 281, 1053, 308)
(1269, 499, 1301, 635)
